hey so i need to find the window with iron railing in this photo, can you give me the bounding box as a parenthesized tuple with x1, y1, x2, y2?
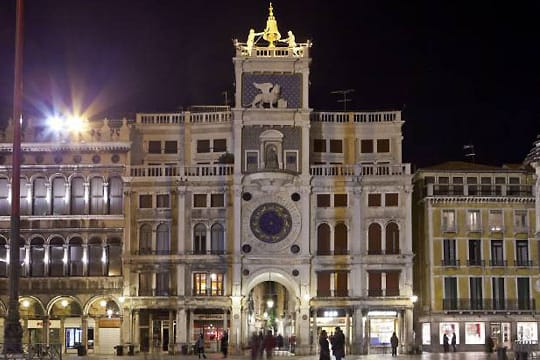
(468, 239, 482, 266)
(443, 239, 457, 266)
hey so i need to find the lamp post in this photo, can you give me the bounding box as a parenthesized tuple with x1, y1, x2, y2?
(4, 0, 24, 353)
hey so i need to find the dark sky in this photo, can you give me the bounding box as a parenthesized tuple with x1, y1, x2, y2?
(0, 1, 539, 168)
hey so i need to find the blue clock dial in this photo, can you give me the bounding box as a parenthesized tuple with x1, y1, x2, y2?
(250, 203, 292, 243)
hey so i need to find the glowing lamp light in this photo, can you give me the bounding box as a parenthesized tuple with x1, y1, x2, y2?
(267, 299, 274, 309)
(67, 115, 87, 132)
(61, 299, 69, 308)
(46, 116, 65, 132)
(119, 296, 125, 304)
(410, 295, 418, 303)
(21, 300, 30, 308)
(100, 300, 107, 307)
(106, 309, 113, 318)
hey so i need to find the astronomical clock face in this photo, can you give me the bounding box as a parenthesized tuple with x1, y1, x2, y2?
(250, 203, 292, 243)
(242, 194, 301, 252)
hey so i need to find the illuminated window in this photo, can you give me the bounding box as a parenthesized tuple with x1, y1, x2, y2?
(442, 210, 456, 232)
(0, 178, 8, 216)
(193, 272, 224, 296)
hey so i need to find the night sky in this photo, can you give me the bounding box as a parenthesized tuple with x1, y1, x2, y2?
(0, 1, 539, 168)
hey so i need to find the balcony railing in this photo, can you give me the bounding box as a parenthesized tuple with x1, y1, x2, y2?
(467, 259, 485, 267)
(441, 259, 460, 267)
(192, 289, 225, 296)
(426, 184, 533, 197)
(310, 111, 401, 123)
(138, 288, 176, 297)
(134, 249, 173, 256)
(367, 288, 400, 297)
(186, 250, 228, 256)
(489, 259, 507, 267)
(443, 298, 536, 311)
(316, 289, 349, 297)
(514, 259, 534, 267)
(367, 250, 401, 255)
(136, 111, 231, 125)
(316, 250, 350, 256)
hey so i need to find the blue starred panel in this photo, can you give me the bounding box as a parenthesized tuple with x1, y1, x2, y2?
(242, 73, 302, 109)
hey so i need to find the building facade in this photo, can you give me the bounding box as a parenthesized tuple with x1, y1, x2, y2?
(413, 161, 538, 352)
(0, 6, 414, 355)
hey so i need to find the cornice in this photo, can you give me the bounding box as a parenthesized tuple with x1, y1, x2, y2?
(426, 196, 535, 204)
(0, 141, 131, 153)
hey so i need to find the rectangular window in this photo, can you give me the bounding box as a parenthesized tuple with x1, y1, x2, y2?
(197, 140, 210, 153)
(360, 139, 374, 153)
(490, 240, 504, 266)
(285, 151, 298, 172)
(517, 277, 531, 310)
(385, 193, 399, 207)
(377, 139, 390, 153)
(0, 178, 9, 216)
(442, 210, 456, 232)
(139, 194, 152, 208)
(193, 272, 224, 296)
(213, 139, 227, 152)
(368, 272, 382, 297)
(193, 273, 208, 296)
(193, 194, 207, 208)
(489, 210, 504, 232)
(317, 194, 331, 208)
(334, 194, 348, 207)
(335, 271, 348, 297)
(148, 141, 161, 154)
(156, 271, 170, 296)
(516, 240, 529, 266)
(107, 245, 122, 276)
(385, 271, 400, 296)
(467, 210, 481, 231)
(480, 177, 492, 195)
(313, 139, 326, 153)
(164, 141, 177, 154)
(470, 277, 483, 310)
(368, 193, 381, 207)
(443, 239, 457, 266)
(467, 177, 478, 195)
(246, 151, 259, 171)
(317, 272, 331, 297)
(211, 193, 225, 208)
(492, 277, 505, 310)
(468, 239, 482, 266)
(514, 210, 528, 231)
(444, 277, 457, 310)
(329, 139, 343, 153)
(508, 177, 520, 195)
(156, 194, 170, 208)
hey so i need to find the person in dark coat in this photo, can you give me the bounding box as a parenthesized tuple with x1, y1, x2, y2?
(221, 330, 229, 358)
(390, 332, 399, 357)
(276, 333, 284, 350)
(451, 332, 457, 352)
(196, 333, 207, 359)
(249, 332, 260, 360)
(263, 331, 276, 359)
(332, 327, 345, 360)
(319, 330, 331, 360)
(443, 333, 449, 352)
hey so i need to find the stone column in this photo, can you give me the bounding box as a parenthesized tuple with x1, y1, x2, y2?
(230, 296, 242, 353)
(403, 308, 414, 354)
(133, 310, 140, 347)
(189, 309, 194, 345)
(351, 307, 364, 354)
(295, 302, 311, 355)
(176, 309, 187, 347)
(169, 310, 174, 353)
(81, 316, 88, 349)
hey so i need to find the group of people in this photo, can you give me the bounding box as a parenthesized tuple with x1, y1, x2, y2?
(319, 326, 346, 360)
(195, 331, 229, 359)
(442, 332, 457, 352)
(248, 330, 286, 360)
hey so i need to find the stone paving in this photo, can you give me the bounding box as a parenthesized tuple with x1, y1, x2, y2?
(61, 352, 520, 360)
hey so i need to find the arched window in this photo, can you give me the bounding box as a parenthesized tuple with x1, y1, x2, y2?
(317, 224, 331, 255)
(30, 238, 45, 277)
(19, 238, 27, 277)
(88, 237, 104, 276)
(107, 237, 122, 276)
(33, 177, 49, 215)
(89, 177, 105, 215)
(386, 222, 400, 254)
(108, 177, 123, 214)
(52, 177, 67, 215)
(193, 224, 206, 254)
(156, 223, 170, 255)
(368, 223, 382, 255)
(49, 237, 65, 277)
(69, 237, 84, 276)
(211, 223, 225, 255)
(70, 177, 85, 215)
(334, 223, 348, 255)
(0, 178, 9, 216)
(20, 177, 31, 215)
(139, 224, 152, 255)
(0, 237, 7, 277)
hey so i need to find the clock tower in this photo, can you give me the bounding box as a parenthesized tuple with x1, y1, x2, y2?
(230, 4, 313, 354)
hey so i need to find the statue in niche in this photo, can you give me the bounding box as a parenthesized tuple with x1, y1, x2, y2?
(265, 145, 279, 169)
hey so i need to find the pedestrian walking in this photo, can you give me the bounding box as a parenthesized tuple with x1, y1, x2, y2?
(443, 333, 449, 352)
(390, 332, 398, 357)
(451, 332, 457, 352)
(221, 330, 229, 358)
(319, 330, 330, 360)
(332, 327, 345, 360)
(196, 333, 207, 359)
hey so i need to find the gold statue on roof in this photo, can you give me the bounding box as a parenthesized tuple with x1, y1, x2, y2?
(263, 3, 281, 47)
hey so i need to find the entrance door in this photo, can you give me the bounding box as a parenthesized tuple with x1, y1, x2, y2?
(152, 320, 171, 352)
